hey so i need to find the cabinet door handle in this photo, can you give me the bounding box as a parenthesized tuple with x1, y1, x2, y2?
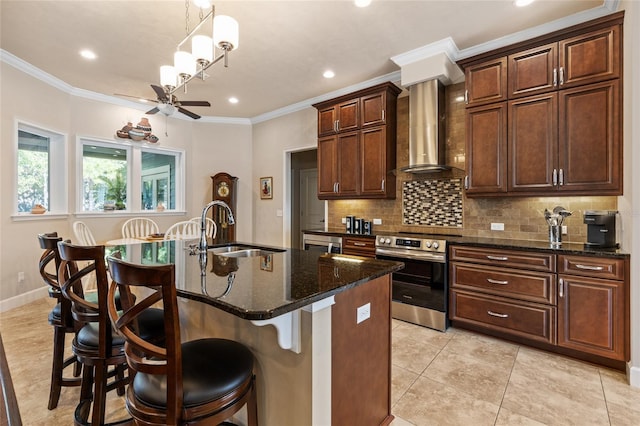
(486, 255, 508, 261)
(381, 179, 385, 191)
(354, 242, 367, 246)
(336, 119, 340, 131)
(464, 89, 469, 104)
(487, 310, 509, 318)
(559, 278, 564, 298)
(559, 169, 564, 186)
(559, 67, 565, 85)
(487, 278, 509, 285)
(382, 109, 385, 122)
(575, 264, 605, 271)
(553, 68, 558, 87)
(553, 169, 558, 186)
(333, 120, 337, 132)
(335, 182, 339, 193)
(464, 175, 469, 189)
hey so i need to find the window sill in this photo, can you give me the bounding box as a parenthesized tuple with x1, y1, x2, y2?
(74, 210, 186, 219)
(12, 213, 69, 221)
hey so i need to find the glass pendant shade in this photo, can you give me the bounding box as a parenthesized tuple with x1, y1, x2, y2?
(174, 51, 196, 77)
(192, 35, 213, 64)
(160, 65, 177, 88)
(213, 15, 239, 50)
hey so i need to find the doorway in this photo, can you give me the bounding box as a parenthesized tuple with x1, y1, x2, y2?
(290, 149, 324, 249)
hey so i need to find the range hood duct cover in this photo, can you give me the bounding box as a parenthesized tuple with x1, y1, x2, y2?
(400, 79, 449, 173)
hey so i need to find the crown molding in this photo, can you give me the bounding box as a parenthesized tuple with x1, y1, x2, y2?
(390, 37, 460, 67)
(251, 71, 402, 124)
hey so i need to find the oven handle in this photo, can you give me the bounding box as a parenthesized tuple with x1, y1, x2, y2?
(375, 248, 446, 263)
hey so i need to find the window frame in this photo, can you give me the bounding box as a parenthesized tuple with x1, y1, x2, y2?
(76, 136, 185, 216)
(14, 120, 68, 216)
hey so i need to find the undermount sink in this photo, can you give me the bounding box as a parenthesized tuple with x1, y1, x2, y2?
(208, 244, 283, 258)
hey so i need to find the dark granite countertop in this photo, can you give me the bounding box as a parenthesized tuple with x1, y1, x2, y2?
(106, 240, 403, 320)
(302, 230, 629, 258)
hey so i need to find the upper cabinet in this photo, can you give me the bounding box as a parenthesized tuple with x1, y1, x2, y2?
(313, 82, 402, 200)
(459, 11, 624, 198)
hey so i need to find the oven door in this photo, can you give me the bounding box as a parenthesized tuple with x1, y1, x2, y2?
(376, 254, 447, 313)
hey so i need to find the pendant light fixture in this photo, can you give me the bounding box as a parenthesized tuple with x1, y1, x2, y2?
(160, 0, 239, 95)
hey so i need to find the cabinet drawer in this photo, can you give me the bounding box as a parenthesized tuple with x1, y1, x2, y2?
(450, 263, 556, 304)
(450, 290, 556, 344)
(449, 246, 555, 272)
(343, 237, 376, 258)
(558, 255, 625, 280)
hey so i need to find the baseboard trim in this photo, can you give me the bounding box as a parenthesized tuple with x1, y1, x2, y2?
(628, 363, 640, 388)
(0, 287, 49, 313)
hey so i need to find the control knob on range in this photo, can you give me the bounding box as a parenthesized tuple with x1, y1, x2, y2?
(432, 241, 440, 249)
(424, 241, 432, 248)
(384, 238, 391, 244)
(378, 237, 385, 244)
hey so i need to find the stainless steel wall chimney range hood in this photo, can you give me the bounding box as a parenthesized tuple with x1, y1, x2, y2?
(400, 79, 449, 173)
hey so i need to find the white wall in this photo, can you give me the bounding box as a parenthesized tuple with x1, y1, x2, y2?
(0, 62, 253, 306)
(251, 108, 317, 247)
(619, 0, 640, 386)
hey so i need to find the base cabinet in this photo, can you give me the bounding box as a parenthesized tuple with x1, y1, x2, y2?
(449, 245, 629, 365)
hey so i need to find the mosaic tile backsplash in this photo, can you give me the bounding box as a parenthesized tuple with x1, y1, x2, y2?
(403, 179, 463, 227)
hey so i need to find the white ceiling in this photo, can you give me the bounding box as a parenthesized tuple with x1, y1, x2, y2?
(1, 0, 612, 121)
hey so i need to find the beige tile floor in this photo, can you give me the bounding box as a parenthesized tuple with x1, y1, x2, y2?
(2, 298, 639, 425)
(389, 319, 640, 426)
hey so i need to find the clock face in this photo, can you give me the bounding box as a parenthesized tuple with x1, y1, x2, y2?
(217, 182, 230, 197)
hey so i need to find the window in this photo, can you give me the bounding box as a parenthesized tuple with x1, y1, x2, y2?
(78, 137, 184, 213)
(16, 123, 66, 214)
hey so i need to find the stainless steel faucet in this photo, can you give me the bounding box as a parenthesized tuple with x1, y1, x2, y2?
(199, 200, 235, 275)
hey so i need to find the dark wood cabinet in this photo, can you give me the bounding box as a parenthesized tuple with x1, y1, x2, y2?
(313, 82, 401, 200)
(460, 12, 623, 197)
(449, 244, 629, 366)
(464, 103, 508, 195)
(558, 255, 628, 361)
(342, 236, 376, 258)
(464, 57, 508, 107)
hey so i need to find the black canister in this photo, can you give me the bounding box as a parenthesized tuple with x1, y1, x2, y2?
(346, 216, 355, 233)
(353, 218, 361, 234)
(363, 221, 372, 235)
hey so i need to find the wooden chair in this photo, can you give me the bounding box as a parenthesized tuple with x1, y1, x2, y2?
(190, 217, 217, 240)
(37, 232, 82, 410)
(73, 221, 97, 246)
(121, 218, 159, 239)
(163, 220, 200, 241)
(57, 242, 164, 425)
(107, 256, 258, 426)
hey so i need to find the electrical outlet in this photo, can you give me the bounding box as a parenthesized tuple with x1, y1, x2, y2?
(356, 303, 371, 324)
(562, 225, 567, 235)
(373, 218, 382, 225)
(341, 217, 346, 224)
(18, 272, 24, 282)
(491, 223, 505, 231)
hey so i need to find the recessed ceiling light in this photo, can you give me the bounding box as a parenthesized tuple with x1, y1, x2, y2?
(193, 0, 212, 8)
(229, 97, 239, 104)
(514, 0, 535, 7)
(355, 0, 372, 7)
(79, 49, 97, 60)
(323, 70, 335, 79)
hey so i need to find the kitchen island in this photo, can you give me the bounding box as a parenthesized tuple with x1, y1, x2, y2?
(106, 240, 404, 426)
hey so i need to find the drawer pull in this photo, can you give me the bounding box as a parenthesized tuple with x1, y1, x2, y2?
(487, 278, 508, 285)
(353, 242, 367, 246)
(487, 310, 509, 319)
(575, 264, 604, 271)
(402, 295, 413, 300)
(487, 255, 508, 261)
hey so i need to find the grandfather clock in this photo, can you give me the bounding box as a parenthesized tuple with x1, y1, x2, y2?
(211, 172, 238, 244)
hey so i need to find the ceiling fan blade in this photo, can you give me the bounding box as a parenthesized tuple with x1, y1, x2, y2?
(114, 93, 158, 104)
(177, 107, 201, 119)
(151, 84, 169, 102)
(146, 107, 160, 115)
(177, 100, 211, 107)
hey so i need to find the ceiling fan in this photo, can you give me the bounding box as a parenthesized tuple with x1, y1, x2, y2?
(116, 84, 211, 119)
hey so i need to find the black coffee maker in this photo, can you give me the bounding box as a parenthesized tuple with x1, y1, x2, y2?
(584, 210, 618, 248)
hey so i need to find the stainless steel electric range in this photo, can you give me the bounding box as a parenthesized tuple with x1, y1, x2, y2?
(375, 234, 449, 332)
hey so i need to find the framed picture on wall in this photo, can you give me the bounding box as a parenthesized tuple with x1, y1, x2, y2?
(260, 176, 273, 199)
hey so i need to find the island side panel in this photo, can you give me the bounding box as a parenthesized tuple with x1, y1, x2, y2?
(331, 274, 393, 425)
